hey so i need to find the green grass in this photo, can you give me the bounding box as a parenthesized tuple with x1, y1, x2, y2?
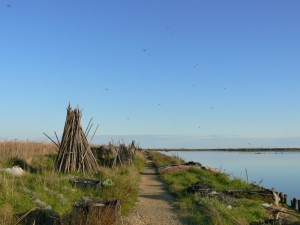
(149, 151, 273, 225)
(0, 143, 145, 225)
(148, 151, 184, 168)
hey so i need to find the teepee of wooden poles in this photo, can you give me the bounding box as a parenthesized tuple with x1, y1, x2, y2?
(53, 104, 99, 174)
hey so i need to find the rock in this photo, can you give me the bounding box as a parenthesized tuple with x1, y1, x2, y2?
(3, 166, 25, 176)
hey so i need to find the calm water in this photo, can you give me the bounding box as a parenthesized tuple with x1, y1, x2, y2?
(160, 151, 300, 201)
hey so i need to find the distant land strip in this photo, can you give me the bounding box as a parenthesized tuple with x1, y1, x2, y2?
(148, 148, 300, 152)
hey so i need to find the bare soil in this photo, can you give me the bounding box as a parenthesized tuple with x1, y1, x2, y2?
(123, 157, 183, 225)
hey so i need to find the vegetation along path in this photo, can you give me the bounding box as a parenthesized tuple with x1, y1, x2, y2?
(124, 156, 183, 225)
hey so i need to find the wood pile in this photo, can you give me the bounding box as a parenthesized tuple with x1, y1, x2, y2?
(93, 140, 139, 168)
(46, 105, 99, 174)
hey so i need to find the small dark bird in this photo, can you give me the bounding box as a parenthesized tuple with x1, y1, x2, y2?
(105, 88, 109, 91)
(193, 64, 199, 68)
(143, 48, 150, 56)
(7, 4, 11, 8)
(210, 107, 214, 110)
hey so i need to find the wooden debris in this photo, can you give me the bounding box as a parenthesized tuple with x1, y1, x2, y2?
(69, 177, 101, 189)
(93, 140, 139, 168)
(70, 198, 120, 225)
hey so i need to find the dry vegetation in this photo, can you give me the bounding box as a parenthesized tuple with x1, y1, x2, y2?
(0, 141, 56, 163)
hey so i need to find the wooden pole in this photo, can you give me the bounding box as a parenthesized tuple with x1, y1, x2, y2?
(43, 133, 59, 148)
(284, 194, 288, 204)
(292, 198, 297, 209)
(279, 192, 283, 203)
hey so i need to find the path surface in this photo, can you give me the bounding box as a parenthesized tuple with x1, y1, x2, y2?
(123, 157, 183, 225)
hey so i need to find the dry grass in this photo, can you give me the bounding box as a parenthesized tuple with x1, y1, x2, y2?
(0, 141, 56, 164)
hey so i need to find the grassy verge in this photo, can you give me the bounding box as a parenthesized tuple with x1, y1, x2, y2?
(148, 151, 300, 225)
(0, 141, 145, 224)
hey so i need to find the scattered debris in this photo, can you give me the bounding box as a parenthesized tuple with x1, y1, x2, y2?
(2, 166, 25, 176)
(184, 161, 202, 166)
(69, 177, 102, 189)
(15, 209, 61, 225)
(262, 203, 273, 208)
(186, 181, 212, 193)
(70, 197, 120, 225)
(102, 179, 114, 187)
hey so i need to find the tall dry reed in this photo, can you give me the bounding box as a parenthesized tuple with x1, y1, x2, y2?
(0, 141, 56, 163)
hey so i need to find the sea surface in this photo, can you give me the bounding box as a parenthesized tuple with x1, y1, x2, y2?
(160, 150, 300, 202)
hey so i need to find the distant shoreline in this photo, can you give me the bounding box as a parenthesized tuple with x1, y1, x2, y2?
(148, 148, 300, 152)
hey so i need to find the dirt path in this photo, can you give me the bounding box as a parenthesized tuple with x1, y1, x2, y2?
(123, 157, 183, 225)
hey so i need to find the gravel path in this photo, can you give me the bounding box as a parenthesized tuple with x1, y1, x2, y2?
(123, 157, 183, 225)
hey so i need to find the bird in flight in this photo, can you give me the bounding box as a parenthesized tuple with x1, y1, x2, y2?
(143, 48, 150, 55)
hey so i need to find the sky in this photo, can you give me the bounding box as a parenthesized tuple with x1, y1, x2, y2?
(1, 0, 300, 148)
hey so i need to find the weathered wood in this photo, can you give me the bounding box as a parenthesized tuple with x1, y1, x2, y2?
(284, 194, 288, 204)
(291, 198, 297, 209)
(70, 177, 101, 189)
(16, 209, 61, 225)
(43, 133, 60, 148)
(54, 131, 61, 147)
(54, 105, 99, 174)
(70, 198, 120, 225)
(279, 192, 284, 203)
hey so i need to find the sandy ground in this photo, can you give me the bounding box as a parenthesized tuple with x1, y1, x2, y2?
(123, 157, 183, 225)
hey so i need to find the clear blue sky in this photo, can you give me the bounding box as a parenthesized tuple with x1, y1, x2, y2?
(1, 0, 300, 148)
